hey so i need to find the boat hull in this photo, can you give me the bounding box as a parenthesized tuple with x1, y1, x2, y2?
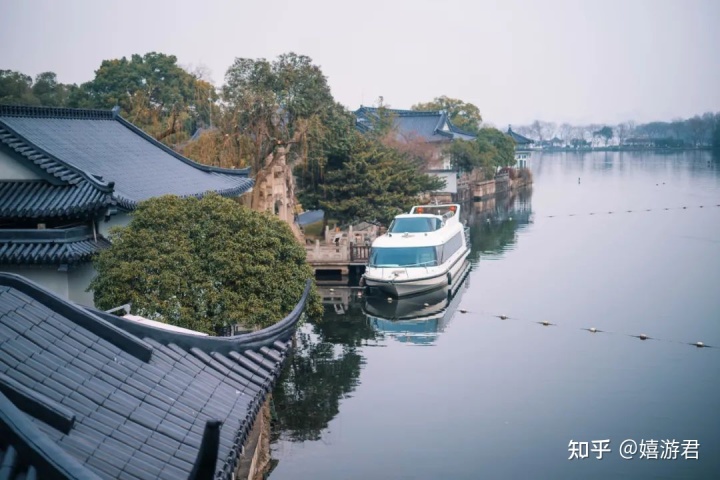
(364, 249, 470, 297)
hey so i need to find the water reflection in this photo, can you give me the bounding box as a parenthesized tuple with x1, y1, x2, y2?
(469, 187, 533, 261)
(363, 262, 471, 345)
(270, 289, 373, 444)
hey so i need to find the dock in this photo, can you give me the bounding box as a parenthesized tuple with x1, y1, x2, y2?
(305, 223, 378, 282)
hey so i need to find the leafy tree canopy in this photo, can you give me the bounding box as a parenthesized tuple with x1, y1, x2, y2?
(412, 95, 482, 134)
(0, 70, 71, 106)
(446, 127, 516, 177)
(69, 52, 217, 143)
(319, 134, 445, 226)
(90, 194, 323, 333)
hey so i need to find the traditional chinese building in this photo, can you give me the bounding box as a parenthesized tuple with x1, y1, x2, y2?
(0, 272, 310, 479)
(0, 106, 254, 306)
(506, 125, 534, 168)
(354, 107, 477, 199)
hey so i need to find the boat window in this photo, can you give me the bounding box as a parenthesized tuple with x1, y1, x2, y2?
(439, 232, 464, 262)
(388, 217, 441, 233)
(370, 247, 438, 267)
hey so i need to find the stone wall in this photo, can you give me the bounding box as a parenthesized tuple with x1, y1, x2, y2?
(250, 147, 303, 241)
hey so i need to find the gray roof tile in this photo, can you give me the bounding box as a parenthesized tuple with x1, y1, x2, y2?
(0, 272, 309, 479)
(0, 105, 253, 211)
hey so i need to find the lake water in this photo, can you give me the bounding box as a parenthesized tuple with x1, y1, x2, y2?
(269, 151, 720, 480)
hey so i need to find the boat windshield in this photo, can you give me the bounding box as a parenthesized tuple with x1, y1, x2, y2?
(388, 217, 442, 233)
(369, 247, 438, 267)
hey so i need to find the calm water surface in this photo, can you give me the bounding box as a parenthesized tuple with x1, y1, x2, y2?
(270, 151, 720, 479)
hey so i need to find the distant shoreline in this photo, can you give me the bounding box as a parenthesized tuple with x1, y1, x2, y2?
(524, 146, 713, 153)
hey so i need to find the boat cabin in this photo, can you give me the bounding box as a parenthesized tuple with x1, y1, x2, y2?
(387, 205, 459, 234)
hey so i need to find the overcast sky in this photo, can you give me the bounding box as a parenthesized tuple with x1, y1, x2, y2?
(1, 0, 718, 127)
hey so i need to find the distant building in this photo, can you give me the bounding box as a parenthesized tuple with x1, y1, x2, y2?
(0, 105, 253, 306)
(507, 126, 534, 168)
(354, 107, 477, 198)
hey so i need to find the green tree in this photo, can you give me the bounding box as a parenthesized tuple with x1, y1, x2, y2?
(90, 194, 322, 333)
(0, 70, 40, 105)
(31, 72, 70, 106)
(69, 52, 216, 143)
(220, 53, 337, 170)
(446, 127, 515, 177)
(412, 96, 482, 134)
(319, 135, 445, 226)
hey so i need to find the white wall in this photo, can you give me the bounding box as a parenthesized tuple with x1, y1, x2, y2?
(68, 262, 97, 307)
(430, 171, 458, 194)
(98, 212, 131, 238)
(0, 148, 42, 180)
(0, 265, 69, 298)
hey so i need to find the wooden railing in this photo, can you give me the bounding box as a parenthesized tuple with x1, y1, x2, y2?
(350, 245, 370, 262)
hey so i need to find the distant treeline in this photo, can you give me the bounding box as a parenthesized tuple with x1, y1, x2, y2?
(512, 115, 720, 151)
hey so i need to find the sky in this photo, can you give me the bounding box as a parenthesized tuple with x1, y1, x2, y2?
(1, 0, 719, 127)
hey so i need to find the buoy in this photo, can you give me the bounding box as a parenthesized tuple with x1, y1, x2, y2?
(639, 334, 648, 340)
(589, 327, 597, 333)
(387, 297, 393, 303)
(695, 341, 705, 348)
(423, 303, 429, 307)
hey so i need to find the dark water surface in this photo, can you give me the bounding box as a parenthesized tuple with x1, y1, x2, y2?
(270, 151, 720, 479)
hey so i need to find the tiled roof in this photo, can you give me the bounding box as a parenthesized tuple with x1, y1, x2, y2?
(0, 226, 111, 265)
(0, 273, 310, 480)
(354, 107, 476, 142)
(0, 105, 253, 211)
(0, 181, 113, 219)
(506, 126, 534, 145)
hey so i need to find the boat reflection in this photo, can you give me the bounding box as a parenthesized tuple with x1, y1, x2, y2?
(362, 261, 471, 345)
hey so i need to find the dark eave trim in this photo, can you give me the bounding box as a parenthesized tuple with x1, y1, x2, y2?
(87, 279, 312, 355)
(0, 390, 102, 480)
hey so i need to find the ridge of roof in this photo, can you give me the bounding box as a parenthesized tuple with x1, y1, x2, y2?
(114, 115, 251, 177)
(0, 104, 115, 120)
(355, 106, 443, 118)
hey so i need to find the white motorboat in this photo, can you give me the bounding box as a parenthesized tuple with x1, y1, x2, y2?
(362, 204, 470, 297)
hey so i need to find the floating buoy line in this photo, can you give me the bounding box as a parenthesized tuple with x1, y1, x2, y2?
(542, 204, 720, 219)
(455, 308, 715, 350)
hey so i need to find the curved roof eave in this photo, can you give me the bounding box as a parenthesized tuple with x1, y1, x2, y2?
(87, 279, 311, 355)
